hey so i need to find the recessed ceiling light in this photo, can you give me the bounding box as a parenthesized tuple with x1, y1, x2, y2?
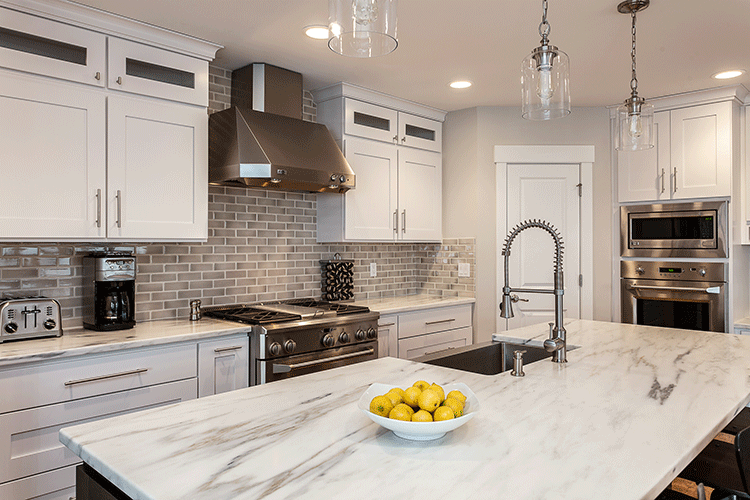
(305, 26, 330, 40)
(713, 70, 745, 80)
(450, 80, 472, 89)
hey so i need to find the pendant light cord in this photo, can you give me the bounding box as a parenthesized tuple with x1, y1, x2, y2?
(539, 0, 550, 44)
(630, 10, 638, 96)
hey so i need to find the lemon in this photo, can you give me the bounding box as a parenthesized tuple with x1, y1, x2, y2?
(434, 406, 455, 421)
(442, 397, 464, 418)
(412, 380, 430, 391)
(403, 386, 422, 408)
(417, 388, 441, 412)
(389, 405, 412, 421)
(412, 409, 433, 422)
(428, 383, 445, 403)
(393, 403, 414, 417)
(385, 391, 403, 406)
(369, 395, 394, 417)
(446, 390, 467, 405)
(388, 387, 406, 399)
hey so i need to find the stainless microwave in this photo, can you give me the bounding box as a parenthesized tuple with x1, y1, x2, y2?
(620, 201, 727, 258)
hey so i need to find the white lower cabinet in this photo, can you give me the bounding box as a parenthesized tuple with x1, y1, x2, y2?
(375, 303, 473, 360)
(197, 334, 249, 397)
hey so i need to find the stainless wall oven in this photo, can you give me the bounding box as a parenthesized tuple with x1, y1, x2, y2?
(621, 261, 727, 333)
(620, 201, 727, 258)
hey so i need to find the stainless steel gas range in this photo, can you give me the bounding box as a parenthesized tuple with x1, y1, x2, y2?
(203, 299, 379, 385)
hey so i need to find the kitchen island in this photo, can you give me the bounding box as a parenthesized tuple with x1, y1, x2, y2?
(60, 320, 750, 499)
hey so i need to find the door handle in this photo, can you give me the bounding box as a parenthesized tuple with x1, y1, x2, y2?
(628, 285, 721, 294)
(673, 167, 678, 193)
(393, 210, 398, 233)
(65, 368, 148, 387)
(116, 190, 122, 228)
(95, 189, 102, 228)
(214, 345, 244, 353)
(660, 168, 665, 194)
(402, 210, 406, 233)
(271, 348, 375, 373)
(425, 318, 456, 326)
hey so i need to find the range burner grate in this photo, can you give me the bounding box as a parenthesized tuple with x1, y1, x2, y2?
(284, 298, 369, 316)
(204, 307, 301, 325)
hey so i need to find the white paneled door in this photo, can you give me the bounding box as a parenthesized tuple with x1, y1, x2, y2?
(502, 163, 581, 330)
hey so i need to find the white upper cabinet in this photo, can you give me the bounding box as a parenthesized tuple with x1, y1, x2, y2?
(0, 1, 220, 241)
(0, 7, 105, 87)
(313, 83, 445, 242)
(617, 95, 738, 203)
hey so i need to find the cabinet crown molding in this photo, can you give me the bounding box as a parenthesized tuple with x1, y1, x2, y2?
(608, 84, 749, 116)
(0, 0, 222, 61)
(312, 82, 447, 122)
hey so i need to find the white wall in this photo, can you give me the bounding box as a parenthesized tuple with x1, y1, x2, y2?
(443, 106, 613, 342)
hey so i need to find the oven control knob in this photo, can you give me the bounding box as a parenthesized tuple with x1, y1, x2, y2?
(698, 269, 707, 277)
(283, 339, 296, 354)
(322, 334, 335, 348)
(43, 319, 56, 330)
(635, 266, 645, 275)
(269, 342, 282, 356)
(355, 329, 366, 341)
(339, 332, 350, 344)
(367, 327, 377, 339)
(4, 322, 18, 334)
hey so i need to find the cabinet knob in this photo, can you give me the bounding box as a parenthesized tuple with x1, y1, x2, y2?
(94, 71, 101, 81)
(401, 137, 406, 143)
(116, 76, 123, 85)
(392, 135, 398, 144)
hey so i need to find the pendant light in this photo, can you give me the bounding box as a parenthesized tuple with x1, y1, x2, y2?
(328, 0, 398, 58)
(521, 0, 571, 120)
(616, 0, 654, 151)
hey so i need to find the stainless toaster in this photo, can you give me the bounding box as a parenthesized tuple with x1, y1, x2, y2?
(0, 297, 63, 342)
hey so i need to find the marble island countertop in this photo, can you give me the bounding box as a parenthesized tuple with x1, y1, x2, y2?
(60, 320, 750, 500)
(0, 318, 250, 368)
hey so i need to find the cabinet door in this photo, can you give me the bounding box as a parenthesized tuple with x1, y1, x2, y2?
(377, 314, 398, 358)
(0, 72, 106, 240)
(398, 148, 442, 241)
(343, 98, 399, 144)
(107, 95, 208, 240)
(342, 136, 398, 240)
(108, 37, 208, 106)
(398, 112, 442, 153)
(671, 102, 732, 199)
(198, 335, 249, 397)
(617, 111, 670, 202)
(0, 7, 106, 87)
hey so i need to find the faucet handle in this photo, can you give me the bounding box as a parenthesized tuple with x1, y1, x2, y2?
(511, 350, 526, 377)
(510, 294, 529, 303)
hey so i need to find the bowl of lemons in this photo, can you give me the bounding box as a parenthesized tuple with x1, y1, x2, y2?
(357, 380, 480, 441)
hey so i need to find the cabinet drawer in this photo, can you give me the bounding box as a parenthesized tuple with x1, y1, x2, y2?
(0, 7, 106, 87)
(108, 37, 208, 106)
(0, 378, 195, 484)
(0, 343, 197, 414)
(398, 327, 472, 360)
(344, 98, 399, 143)
(0, 463, 76, 500)
(398, 112, 442, 153)
(398, 305, 472, 339)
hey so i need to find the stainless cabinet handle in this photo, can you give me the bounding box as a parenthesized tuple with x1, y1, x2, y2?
(272, 348, 374, 373)
(425, 318, 456, 325)
(94, 72, 101, 81)
(660, 168, 665, 194)
(378, 322, 396, 327)
(402, 210, 406, 233)
(116, 190, 122, 228)
(393, 210, 398, 233)
(214, 345, 243, 353)
(425, 346, 456, 356)
(392, 135, 398, 144)
(65, 368, 148, 387)
(673, 167, 678, 193)
(95, 189, 102, 228)
(116, 76, 123, 85)
(401, 136, 406, 143)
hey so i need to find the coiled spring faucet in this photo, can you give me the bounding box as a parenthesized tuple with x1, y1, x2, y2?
(499, 219, 567, 363)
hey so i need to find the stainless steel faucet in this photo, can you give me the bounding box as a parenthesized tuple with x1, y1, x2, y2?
(499, 219, 567, 363)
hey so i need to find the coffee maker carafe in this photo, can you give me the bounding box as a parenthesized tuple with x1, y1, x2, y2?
(83, 254, 136, 331)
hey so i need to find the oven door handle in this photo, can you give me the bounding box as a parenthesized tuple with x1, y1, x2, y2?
(628, 285, 722, 294)
(272, 348, 375, 374)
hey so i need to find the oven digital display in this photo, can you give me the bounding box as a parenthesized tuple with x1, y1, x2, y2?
(658, 267, 682, 274)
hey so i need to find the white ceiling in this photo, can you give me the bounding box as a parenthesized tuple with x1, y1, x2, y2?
(74, 0, 750, 112)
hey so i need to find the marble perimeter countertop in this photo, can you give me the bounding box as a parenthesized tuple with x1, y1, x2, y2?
(0, 318, 250, 368)
(60, 320, 750, 500)
(349, 293, 475, 315)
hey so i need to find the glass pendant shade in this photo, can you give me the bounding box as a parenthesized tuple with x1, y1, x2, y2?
(521, 45, 571, 120)
(328, 0, 398, 57)
(616, 97, 654, 151)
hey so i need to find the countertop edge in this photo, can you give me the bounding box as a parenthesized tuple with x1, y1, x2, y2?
(352, 295, 475, 315)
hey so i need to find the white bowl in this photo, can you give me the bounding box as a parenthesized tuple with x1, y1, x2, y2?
(357, 382, 480, 441)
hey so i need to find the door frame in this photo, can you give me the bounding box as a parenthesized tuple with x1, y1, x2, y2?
(494, 145, 595, 333)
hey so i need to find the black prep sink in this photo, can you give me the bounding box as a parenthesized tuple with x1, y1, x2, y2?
(413, 340, 554, 375)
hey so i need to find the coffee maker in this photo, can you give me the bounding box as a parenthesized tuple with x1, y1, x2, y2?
(82, 253, 136, 331)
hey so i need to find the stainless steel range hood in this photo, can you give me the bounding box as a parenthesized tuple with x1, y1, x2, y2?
(209, 64, 355, 193)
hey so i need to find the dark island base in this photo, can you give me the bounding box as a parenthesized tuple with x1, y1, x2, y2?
(77, 464, 134, 500)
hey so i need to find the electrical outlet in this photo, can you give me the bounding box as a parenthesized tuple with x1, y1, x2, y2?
(370, 262, 377, 277)
(458, 263, 470, 277)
